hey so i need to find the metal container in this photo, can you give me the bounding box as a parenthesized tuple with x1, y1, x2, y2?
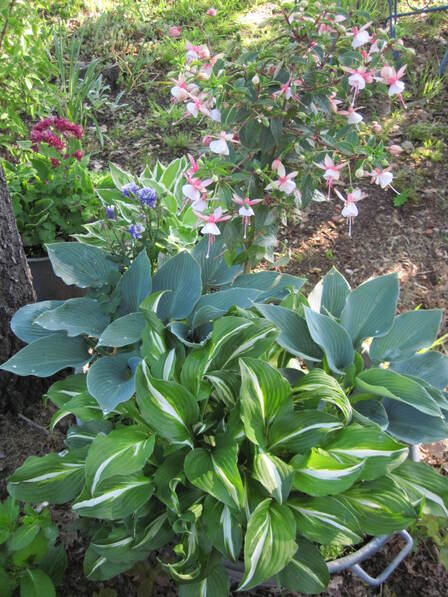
(28, 257, 85, 301)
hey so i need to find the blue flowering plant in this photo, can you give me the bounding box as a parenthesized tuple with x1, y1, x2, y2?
(75, 159, 200, 270)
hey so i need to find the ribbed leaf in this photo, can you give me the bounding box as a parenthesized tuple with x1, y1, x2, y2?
(192, 235, 242, 290)
(35, 298, 110, 337)
(50, 392, 105, 430)
(382, 399, 448, 444)
(392, 460, 448, 518)
(238, 498, 297, 591)
(83, 544, 133, 581)
(203, 498, 242, 562)
(268, 410, 343, 453)
(11, 300, 63, 343)
(119, 249, 152, 314)
(97, 312, 145, 347)
(87, 352, 137, 413)
(390, 351, 448, 390)
(276, 538, 330, 595)
(340, 273, 399, 346)
(179, 563, 230, 597)
(308, 267, 350, 318)
(253, 451, 293, 504)
(293, 370, 352, 424)
(190, 288, 261, 330)
(232, 271, 306, 301)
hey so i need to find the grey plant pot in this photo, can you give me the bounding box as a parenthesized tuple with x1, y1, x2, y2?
(28, 257, 85, 301)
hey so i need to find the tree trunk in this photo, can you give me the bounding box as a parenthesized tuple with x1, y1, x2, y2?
(0, 164, 37, 410)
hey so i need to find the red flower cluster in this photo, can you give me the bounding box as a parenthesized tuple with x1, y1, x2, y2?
(30, 117, 84, 166)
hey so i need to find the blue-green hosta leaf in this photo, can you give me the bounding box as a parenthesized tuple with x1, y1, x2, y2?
(0, 333, 89, 377)
(390, 351, 448, 390)
(325, 424, 408, 481)
(253, 451, 293, 504)
(47, 242, 119, 288)
(20, 569, 55, 597)
(10, 300, 63, 343)
(291, 449, 364, 496)
(340, 273, 399, 347)
(7, 450, 86, 504)
(293, 370, 352, 424)
(119, 249, 152, 315)
(268, 410, 343, 453)
(353, 399, 389, 430)
(276, 537, 330, 595)
(340, 476, 416, 535)
(238, 498, 297, 591)
(152, 251, 202, 321)
(87, 352, 137, 413)
(73, 474, 153, 520)
(135, 360, 199, 448)
(288, 495, 362, 546)
(179, 563, 230, 597)
(97, 312, 145, 347)
(304, 307, 354, 374)
(190, 288, 261, 330)
(255, 304, 323, 362)
(83, 544, 133, 581)
(356, 368, 442, 417)
(382, 399, 448, 444)
(370, 309, 443, 363)
(308, 267, 350, 318)
(239, 357, 291, 447)
(192, 235, 242, 291)
(35, 298, 110, 338)
(232, 271, 306, 301)
(85, 427, 155, 494)
(391, 460, 448, 518)
(203, 498, 242, 562)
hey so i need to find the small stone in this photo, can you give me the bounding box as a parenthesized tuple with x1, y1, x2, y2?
(424, 228, 433, 237)
(401, 141, 414, 152)
(345, 268, 354, 276)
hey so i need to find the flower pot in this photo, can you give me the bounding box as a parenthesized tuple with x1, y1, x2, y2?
(28, 257, 86, 301)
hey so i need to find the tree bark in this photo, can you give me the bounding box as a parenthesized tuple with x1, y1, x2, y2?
(0, 164, 37, 410)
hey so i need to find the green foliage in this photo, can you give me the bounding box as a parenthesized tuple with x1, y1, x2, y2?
(0, 497, 66, 596)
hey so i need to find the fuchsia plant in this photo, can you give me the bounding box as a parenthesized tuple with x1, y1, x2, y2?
(168, 1, 408, 268)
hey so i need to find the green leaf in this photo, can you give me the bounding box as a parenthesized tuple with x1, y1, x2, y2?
(20, 569, 55, 597)
(46, 374, 86, 408)
(203, 498, 242, 562)
(304, 307, 354, 374)
(119, 249, 152, 314)
(325, 424, 408, 481)
(356, 368, 442, 417)
(255, 304, 323, 362)
(390, 351, 448, 390)
(50, 393, 106, 430)
(35, 298, 110, 337)
(233, 271, 306, 301)
(253, 451, 293, 504)
(239, 357, 291, 447)
(238, 499, 297, 591)
(47, 242, 118, 288)
(340, 273, 399, 346)
(8, 450, 85, 504)
(293, 370, 352, 424)
(291, 449, 364, 496)
(85, 427, 154, 494)
(8, 523, 40, 551)
(11, 301, 63, 343)
(179, 563, 229, 597)
(190, 288, 261, 330)
(83, 544, 133, 581)
(97, 312, 145, 347)
(276, 538, 330, 595)
(152, 251, 202, 321)
(289, 495, 362, 545)
(135, 360, 198, 448)
(0, 333, 89, 377)
(370, 309, 443, 363)
(308, 267, 350, 318)
(268, 410, 343, 453)
(382, 400, 448, 444)
(87, 353, 137, 413)
(192, 236, 242, 291)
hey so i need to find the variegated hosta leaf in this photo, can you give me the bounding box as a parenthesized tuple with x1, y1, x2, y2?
(83, 544, 133, 581)
(85, 426, 155, 494)
(46, 373, 87, 408)
(288, 495, 362, 546)
(179, 563, 230, 597)
(324, 424, 408, 481)
(180, 346, 210, 396)
(239, 357, 291, 447)
(50, 392, 107, 431)
(7, 450, 86, 504)
(391, 459, 448, 518)
(73, 474, 154, 520)
(154, 451, 186, 514)
(293, 369, 352, 424)
(238, 498, 297, 591)
(268, 410, 343, 453)
(340, 476, 416, 535)
(184, 439, 244, 510)
(135, 360, 199, 448)
(65, 421, 113, 449)
(291, 449, 364, 496)
(253, 451, 293, 504)
(140, 304, 168, 377)
(203, 497, 242, 562)
(206, 370, 240, 407)
(276, 537, 330, 595)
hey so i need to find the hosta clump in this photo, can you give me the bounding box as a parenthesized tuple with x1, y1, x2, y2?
(4, 264, 448, 594)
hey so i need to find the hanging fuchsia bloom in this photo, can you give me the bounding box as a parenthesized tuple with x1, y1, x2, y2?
(194, 208, 231, 257)
(329, 93, 342, 113)
(232, 194, 262, 239)
(265, 161, 298, 195)
(182, 173, 214, 207)
(186, 92, 214, 118)
(314, 154, 346, 198)
(344, 67, 374, 100)
(186, 41, 210, 62)
(379, 65, 407, 107)
(335, 188, 367, 236)
(187, 154, 199, 177)
(273, 78, 292, 100)
(339, 105, 363, 125)
(348, 23, 371, 49)
(209, 131, 237, 155)
(370, 166, 394, 189)
(170, 75, 199, 102)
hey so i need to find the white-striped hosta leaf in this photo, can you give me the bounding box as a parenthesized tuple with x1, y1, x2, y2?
(203, 497, 242, 562)
(293, 369, 352, 424)
(276, 537, 330, 595)
(288, 495, 362, 545)
(206, 371, 239, 407)
(65, 421, 113, 449)
(325, 424, 408, 481)
(46, 373, 86, 408)
(291, 449, 364, 496)
(132, 513, 173, 554)
(238, 498, 297, 591)
(179, 563, 230, 597)
(135, 360, 199, 448)
(7, 450, 86, 504)
(50, 392, 105, 430)
(85, 426, 155, 494)
(83, 544, 133, 581)
(239, 357, 291, 447)
(253, 451, 293, 504)
(73, 474, 153, 520)
(340, 476, 416, 535)
(268, 410, 343, 453)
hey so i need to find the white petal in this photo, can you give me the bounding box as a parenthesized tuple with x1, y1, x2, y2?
(342, 203, 358, 217)
(182, 184, 200, 202)
(209, 139, 229, 155)
(239, 206, 254, 217)
(210, 108, 221, 122)
(186, 102, 199, 117)
(201, 222, 221, 235)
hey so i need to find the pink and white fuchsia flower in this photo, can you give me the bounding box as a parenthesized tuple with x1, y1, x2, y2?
(379, 65, 407, 107)
(334, 188, 367, 236)
(371, 166, 394, 189)
(348, 23, 371, 49)
(314, 154, 346, 198)
(194, 207, 231, 257)
(185, 41, 210, 63)
(339, 105, 363, 126)
(273, 78, 292, 100)
(344, 67, 374, 99)
(266, 161, 298, 195)
(170, 75, 199, 103)
(209, 131, 237, 155)
(232, 194, 262, 239)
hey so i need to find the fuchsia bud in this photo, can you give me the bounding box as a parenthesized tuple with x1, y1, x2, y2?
(388, 144, 403, 156)
(168, 25, 182, 38)
(207, 8, 217, 17)
(202, 135, 213, 146)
